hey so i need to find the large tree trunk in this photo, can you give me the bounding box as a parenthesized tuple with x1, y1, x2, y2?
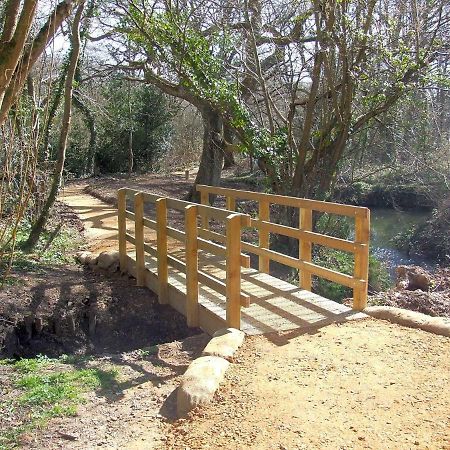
(23, 2, 85, 250)
(222, 124, 235, 169)
(188, 106, 224, 202)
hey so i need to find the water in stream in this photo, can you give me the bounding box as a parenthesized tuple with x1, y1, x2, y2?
(370, 208, 433, 277)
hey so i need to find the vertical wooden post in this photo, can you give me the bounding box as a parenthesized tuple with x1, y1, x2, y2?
(118, 188, 127, 273)
(200, 190, 209, 230)
(185, 205, 199, 327)
(258, 200, 270, 273)
(353, 209, 370, 310)
(226, 213, 242, 329)
(134, 192, 145, 286)
(299, 208, 312, 291)
(156, 198, 169, 304)
(226, 196, 236, 211)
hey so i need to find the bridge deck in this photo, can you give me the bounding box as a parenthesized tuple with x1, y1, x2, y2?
(126, 249, 364, 336)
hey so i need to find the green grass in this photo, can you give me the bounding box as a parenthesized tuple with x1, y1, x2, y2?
(0, 355, 118, 449)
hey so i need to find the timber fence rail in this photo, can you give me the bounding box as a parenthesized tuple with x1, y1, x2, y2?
(117, 187, 251, 329)
(196, 185, 370, 310)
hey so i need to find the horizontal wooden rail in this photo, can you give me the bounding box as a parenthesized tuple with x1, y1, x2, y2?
(197, 184, 368, 217)
(197, 184, 370, 311)
(250, 218, 365, 254)
(144, 241, 250, 306)
(118, 187, 250, 331)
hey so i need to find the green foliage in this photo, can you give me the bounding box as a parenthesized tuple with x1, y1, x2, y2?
(0, 355, 119, 449)
(313, 249, 390, 302)
(93, 79, 174, 174)
(312, 214, 390, 301)
(126, 9, 288, 186)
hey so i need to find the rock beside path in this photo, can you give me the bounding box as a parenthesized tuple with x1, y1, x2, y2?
(177, 356, 230, 418)
(202, 328, 245, 361)
(365, 306, 450, 337)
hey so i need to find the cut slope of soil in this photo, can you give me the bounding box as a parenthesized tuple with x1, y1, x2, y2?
(167, 319, 450, 450)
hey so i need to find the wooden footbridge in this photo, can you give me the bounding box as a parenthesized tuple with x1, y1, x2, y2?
(117, 185, 370, 335)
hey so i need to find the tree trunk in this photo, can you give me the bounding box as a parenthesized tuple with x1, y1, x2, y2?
(222, 124, 235, 169)
(188, 106, 224, 202)
(23, 2, 85, 251)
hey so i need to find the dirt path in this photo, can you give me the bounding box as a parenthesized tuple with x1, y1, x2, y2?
(58, 180, 450, 450)
(59, 183, 121, 253)
(167, 319, 449, 450)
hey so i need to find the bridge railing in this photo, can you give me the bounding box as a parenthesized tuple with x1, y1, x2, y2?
(196, 185, 370, 311)
(117, 188, 251, 329)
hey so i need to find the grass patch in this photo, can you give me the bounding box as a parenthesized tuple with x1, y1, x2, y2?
(0, 355, 118, 449)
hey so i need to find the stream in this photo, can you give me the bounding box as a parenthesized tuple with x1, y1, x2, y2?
(370, 208, 433, 277)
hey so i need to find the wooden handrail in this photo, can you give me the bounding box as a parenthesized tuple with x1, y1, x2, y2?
(197, 184, 370, 311)
(197, 184, 368, 217)
(117, 187, 251, 329)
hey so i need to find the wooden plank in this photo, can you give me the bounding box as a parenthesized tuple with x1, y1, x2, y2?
(200, 190, 210, 230)
(143, 217, 156, 229)
(258, 200, 270, 273)
(198, 237, 250, 268)
(142, 191, 161, 203)
(353, 210, 370, 310)
(157, 250, 251, 306)
(134, 193, 145, 287)
(166, 225, 185, 242)
(185, 205, 199, 327)
(226, 214, 242, 328)
(240, 240, 361, 289)
(118, 188, 127, 272)
(226, 196, 236, 211)
(125, 210, 135, 221)
(251, 219, 364, 254)
(197, 184, 368, 217)
(156, 198, 169, 304)
(197, 229, 250, 268)
(299, 208, 313, 291)
(125, 233, 135, 245)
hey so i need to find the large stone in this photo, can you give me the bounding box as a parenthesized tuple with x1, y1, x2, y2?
(177, 356, 229, 418)
(365, 306, 450, 337)
(202, 328, 245, 361)
(97, 251, 120, 270)
(76, 251, 93, 264)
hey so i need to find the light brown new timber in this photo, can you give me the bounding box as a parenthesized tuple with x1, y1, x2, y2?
(226, 196, 236, 211)
(200, 190, 209, 230)
(185, 205, 199, 327)
(134, 193, 145, 286)
(258, 200, 270, 273)
(125, 233, 136, 245)
(353, 209, 370, 310)
(225, 214, 243, 328)
(143, 217, 156, 230)
(299, 208, 313, 290)
(250, 218, 364, 254)
(118, 188, 127, 272)
(197, 184, 367, 217)
(156, 198, 169, 304)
